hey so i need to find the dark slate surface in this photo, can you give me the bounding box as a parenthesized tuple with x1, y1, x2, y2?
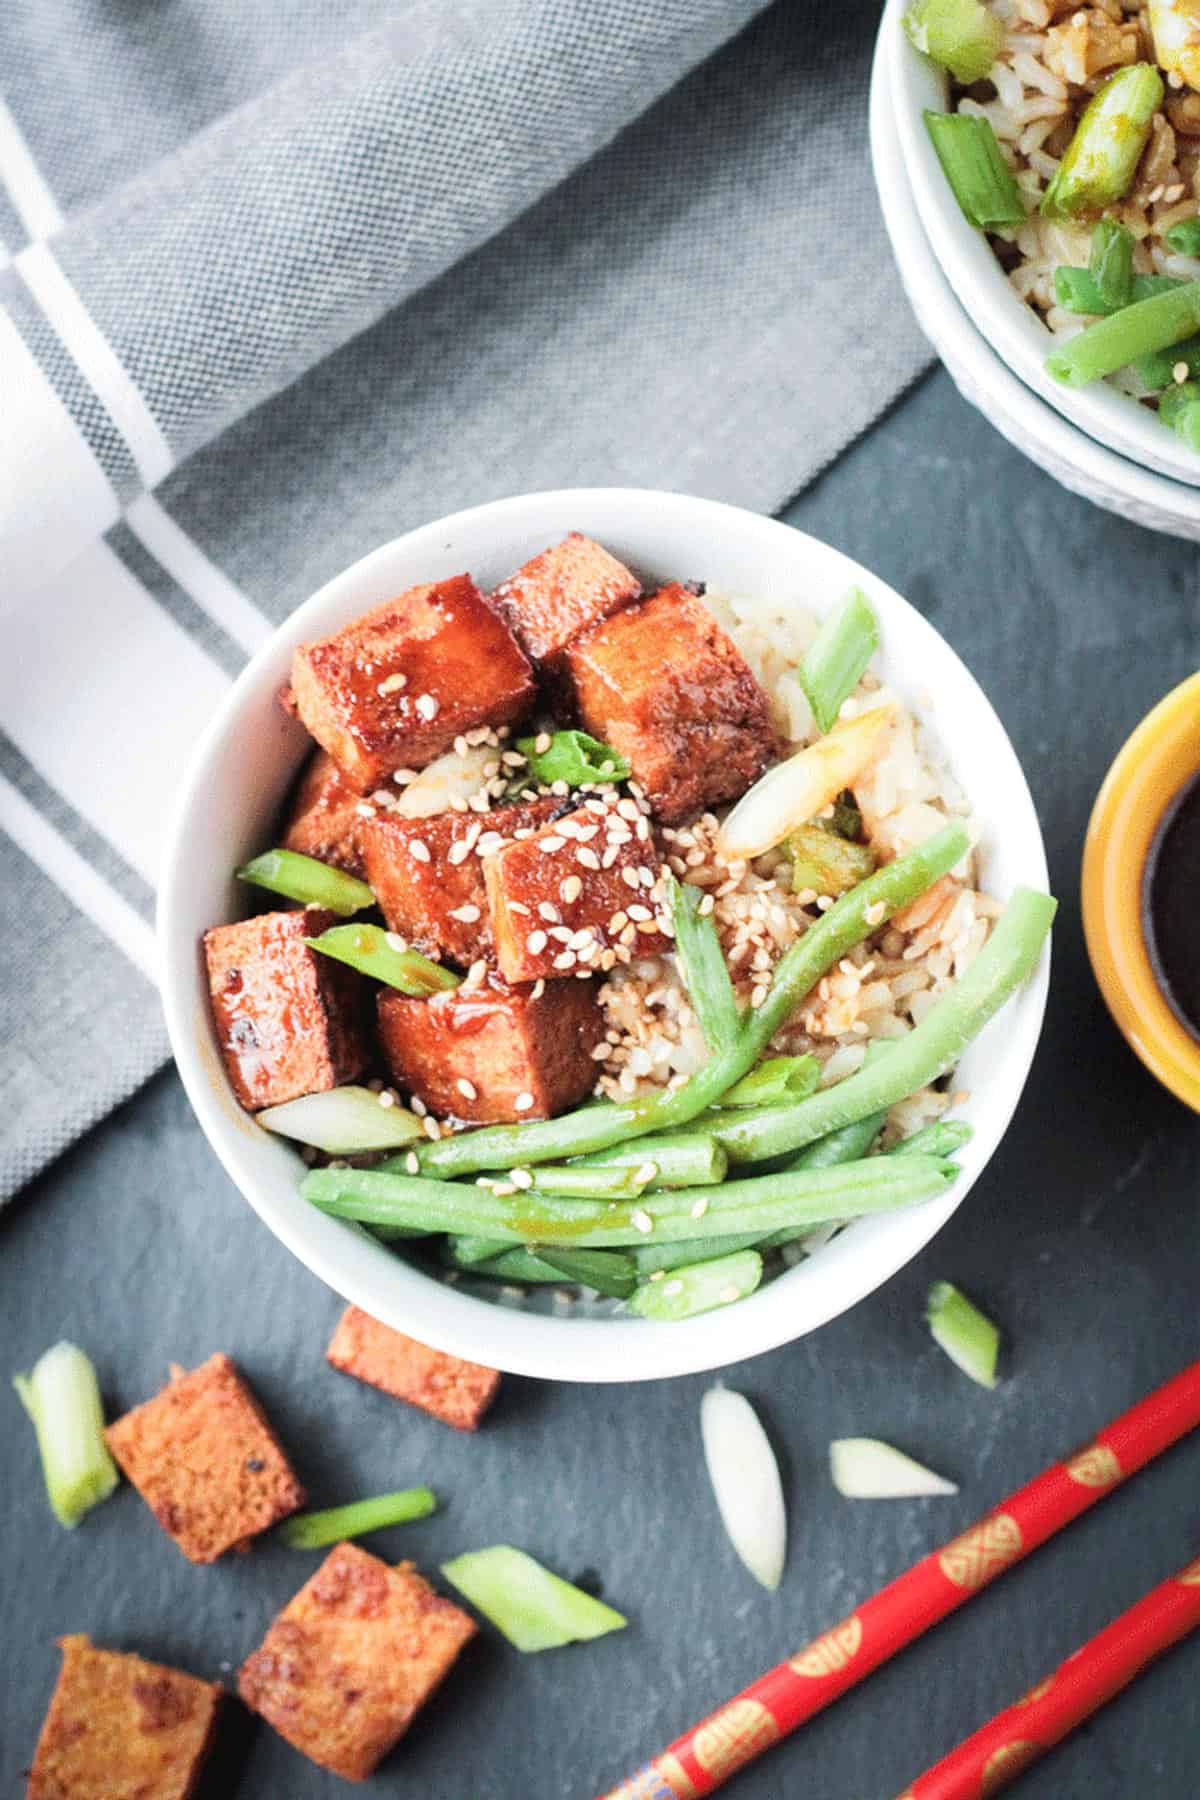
(3, 370, 1199, 1799)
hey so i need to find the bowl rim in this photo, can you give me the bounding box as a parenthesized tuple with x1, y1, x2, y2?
(882, 0, 1200, 492)
(158, 487, 1051, 1382)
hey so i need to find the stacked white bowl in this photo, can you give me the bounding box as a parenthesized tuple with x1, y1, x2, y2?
(872, 0, 1200, 541)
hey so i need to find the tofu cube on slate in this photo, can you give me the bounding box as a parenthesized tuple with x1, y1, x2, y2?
(483, 799, 670, 985)
(238, 1543, 476, 1782)
(327, 1306, 499, 1431)
(376, 973, 602, 1122)
(203, 908, 368, 1112)
(105, 1353, 305, 1564)
(565, 582, 776, 824)
(281, 748, 369, 876)
(290, 575, 535, 792)
(28, 1635, 223, 1800)
(358, 796, 562, 967)
(489, 531, 641, 664)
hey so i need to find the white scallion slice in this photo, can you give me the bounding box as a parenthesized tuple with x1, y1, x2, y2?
(257, 1086, 423, 1154)
(14, 1342, 120, 1528)
(830, 1437, 958, 1499)
(926, 1279, 1001, 1388)
(395, 745, 501, 818)
(700, 1386, 786, 1591)
(718, 704, 896, 860)
(440, 1546, 626, 1652)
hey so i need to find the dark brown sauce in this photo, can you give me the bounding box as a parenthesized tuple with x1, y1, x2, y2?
(1143, 770, 1200, 1042)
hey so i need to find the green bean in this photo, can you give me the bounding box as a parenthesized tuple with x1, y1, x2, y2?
(1089, 219, 1135, 311)
(501, 1164, 649, 1200)
(236, 848, 375, 915)
(568, 1134, 728, 1187)
(444, 1234, 512, 1265)
(628, 1250, 763, 1321)
(450, 1245, 638, 1299)
(1046, 282, 1200, 388)
(720, 1056, 820, 1108)
(1166, 218, 1200, 258)
(1159, 378, 1200, 450)
(1053, 267, 1181, 317)
(671, 876, 739, 1050)
(1134, 332, 1200, 391)
(799, 586, 881, 735)
(889, 1119, 974, 1158)
(307, 923, 460, 994)
(630, 1232, 767, 1276)
(1041, 65, 1165, 219)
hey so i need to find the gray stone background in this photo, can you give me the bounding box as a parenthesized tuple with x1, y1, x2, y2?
(2, 371, 1198, 1796)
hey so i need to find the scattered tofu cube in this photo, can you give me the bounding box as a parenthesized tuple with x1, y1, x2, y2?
(28, 1635, 222, 1800)
(358, 796, 562, 967)
(281, 749, 368, 876)
(490, 531, 641, 664)
(204, 908, 368, 1111)
(377, 973, 602, 1122)
(238, 1543, 476, 1781)
(291, 576, 535, 792)
(565, 583, 776, 824)
(483, 799, 670, 984)
(326, 1306, 500, 1431)
(105, 1353, 305, 1564)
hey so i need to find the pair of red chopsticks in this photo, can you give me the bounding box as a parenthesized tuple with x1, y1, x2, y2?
(599, 1361, 1200, 1800)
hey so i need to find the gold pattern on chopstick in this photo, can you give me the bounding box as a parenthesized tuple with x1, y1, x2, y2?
(691, 1699, 779, 1778)
(979, 1740, 1040, 1795)
(1063, 1442, 1122, 1489)
(938, 1514, 1024, 1589)
(1178, 1557, 1200, 1585)
(788, 1614, 863, 1676)
(1014, 1673, 1056, 1707)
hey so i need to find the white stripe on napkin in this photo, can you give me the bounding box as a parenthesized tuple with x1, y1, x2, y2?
(125, 495, 272, 656)
(0, 97, 64, 240)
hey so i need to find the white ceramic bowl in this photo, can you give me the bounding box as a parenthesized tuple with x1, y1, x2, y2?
(159, 490, 1050, 1382)
(883, 0, 1200, 490)
(871, 24, 1200, 542)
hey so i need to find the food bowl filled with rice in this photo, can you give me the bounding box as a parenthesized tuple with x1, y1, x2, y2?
(159, 490, 1052, 1381)
(889, 0, 1200, 487)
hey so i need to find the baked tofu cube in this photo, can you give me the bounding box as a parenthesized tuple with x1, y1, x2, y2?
(483, 800, 670, 984)
(377, 974, 601, 1122)
(565, 583, 776, 824)
(358, 796, 561, 967)
(281, 749, 368, 876)
(238, 1544, 476, 1781)
(291, 576, 535, 792)
(204, 908, 368, 1112)
(490, 531, 641, 664)
(105, 1353, 305, 1564)
(28, 1635, 222, 1800)
(327, 1306, 499, 1430)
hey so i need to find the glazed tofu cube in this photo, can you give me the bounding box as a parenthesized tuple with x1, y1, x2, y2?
(565, 583, 776, 824)
(105, 1353, 305, 1564)
(291, 576, 535, 792)
(204, 908, 368, 1111)
(376, 974, 602, 1122)
(238, 1544, 476, 1781)
(281, 749, 368, 876)
(358, 797, 562, 967)
(483, 800, 670, 984)
(29, 1635, 222, 1800)
(327, 1306, 499, 1430)
(490, 531, 641, 664)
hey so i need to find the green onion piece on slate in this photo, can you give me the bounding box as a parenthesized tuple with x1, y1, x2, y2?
(926, 1279, 1000, 1388)
(516, 729, 630, 787)
(1088, 218, 1135, 311)
(278, 1487, 437, 1549)
(306, 923, 460, 994)
(671, 876, 740, 1051)
(1041, 64, 1165, 219)
(1166, 218, 1200, 257)
(236, 848, 374, 915)
(799, 586, 881, 735)
(628, 1249, 762, 1321)
(830, 1438, 958, 1498)
(1134, 332, 1200, 391)
(441, 1546, 627, 1651)
(1158, 378, 1200, 450)
(14, 1343, 120, 1529)
(720, 1057, 821, 1109)
(903, 0, 1003, 82)
(569, 1134, 728, 1188)
(258, 1086, 423, 1154)
(1053, 267, 1182, 316)
(924, 112, 1026, 231)
(1046, 281, 1200, 387)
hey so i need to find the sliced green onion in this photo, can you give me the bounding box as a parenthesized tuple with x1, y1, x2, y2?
(441, 1546, 627, 1652)
(789, 821, 876, 898)
(306, 923, 460, 994)
(889, 1119, 974, 1158)
(1089, 218, 1135, 311)
(830, 1438, 958, 1498)
(926, 1280, 1001, 1388)
(569, 1134, 728, 1188)
(628, 1249, 762, 1321)
(903, 0, 1003, 83)
(278, 1487, 437, 1549)
(700, 1388, 786, 1591)
(237, 848, 374, 915)
(924, 112, 1025, 231)
(516, 729, 630, 787)
(1166, 217, 1200, 257)
(1053, 266, 1182, 316)
(258, 1086, 423, 1154)
(671, 877, 739, 1051)
(1134, 332, 1200, 391)
(720, 1057, 821, 1109)
(1158, 378, 1200, 450)
(15, 1343, 119, 1529)
(1041, 64, 1165, 220)
(799, 586, 881, 736)
(1046, 281, 1200, 388)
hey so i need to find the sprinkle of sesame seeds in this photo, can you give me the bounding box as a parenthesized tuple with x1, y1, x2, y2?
(535, 731, 552, 754)
(526, 929, 548, 954)
(553, 950, 577, 971)
(509, 1166, 533, 1189)
(627, 903, 651, 922)
(576, 846, 601, 870)
(492, 1181, 517, 1197)
(414, 693, 439, 721)
(620, 865, 640, 889)
(590, 1041, 611, 1060)
(662, 1278, 684, 1297)
(409, 839, 431, 863)
(649, 1269, 665, 1282)
(508, 900, 530, 915)
(377, 1090, 396, 1109)
(560, 874, 583, 904)
(423, 1115, 441, 1140)
(537, 901, 560, 922)
(355, 801, 376, 818)
(634, 1162, 658, 1184)
(456, 1077, 477, 1100)
(530, 979, 545, 999)
(630, 1208, 654, 1235)
(698, 892, 715, 915)
(447, 839, 470, 865)
(467, 959, 487, 984)
(539, 835, 567, 854)
(816, 894, 835, 911)
(690, 1196, 709, 1219)
(449, 903, 481, 923)
(514, 1092, 535, 1112)
(1175, 361, 1189, 385)
(377, 671, 408, 696)
(405, 1151, 420, 1174)
(410, 1095, 428, 1116)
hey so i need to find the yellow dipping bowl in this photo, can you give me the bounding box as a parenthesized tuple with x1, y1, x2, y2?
(1082, 671, 1200, 1113)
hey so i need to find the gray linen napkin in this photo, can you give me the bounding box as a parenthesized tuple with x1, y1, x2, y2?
(0, 0, 928, 1200)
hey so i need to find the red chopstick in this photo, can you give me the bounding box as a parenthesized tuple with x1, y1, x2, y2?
(895, 1552, 1200, 1798)
(598, 1361, 1200, 1799)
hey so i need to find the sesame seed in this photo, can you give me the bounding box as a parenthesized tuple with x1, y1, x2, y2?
(608, 910, 628, 933)
(576, 846, 601, 870)
(537, 901, 560, 922)
(355, 801, 376, 818)
(1175, 361, 1190, 384)
(456, 1077, 477, 1100)
(454, 735, 470, 756)
(447, 840, 471, 865)
(530, 979, 546, 999)
(630, 1207, 654, 1235)
(649, 1269, 665, 1282)
(574, 823, 600, 843)
(476, 831, 504, 856)
(539, 835, 567, 854)
(620, 865, 640, 889)
(535, 731, 553, 754)
(405, 1151, 420, 1174)
(492, 1181, 517, 1197)
(508, 900, 530, 915)
(509, 1166, 533, 1189)
(449, 795, 469, 813)
(414, 693, 439, 721)
(553, 950, 577, 970)
(690, 1196, 709, 1219)
(378, 1089, 396, 1109)
(560, 874, 583, 903)
(549, 926, 572, 942)
(502, 750, 526, 768)
(698, 893, 715, 915)
(627, 904, 651, 922)
(410, 839, 431, 863)
(384, 930, 407, 953)
(634, 1162, 658, 1184)
(410, 1094, 428, 1116)
(590, 1041, 611, 1060)
(551, 779, 570, 797)
(467, 959, 487, 983)
(864, 900, 887, 926)
(423, 1115, 441, 1140)
(526, 930, 548, 954)
(515, 1092, 535, 1112)
(449, 903, 481, 923)
(601, 846, 620, 868)
(719, 1285, 742, 1304)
